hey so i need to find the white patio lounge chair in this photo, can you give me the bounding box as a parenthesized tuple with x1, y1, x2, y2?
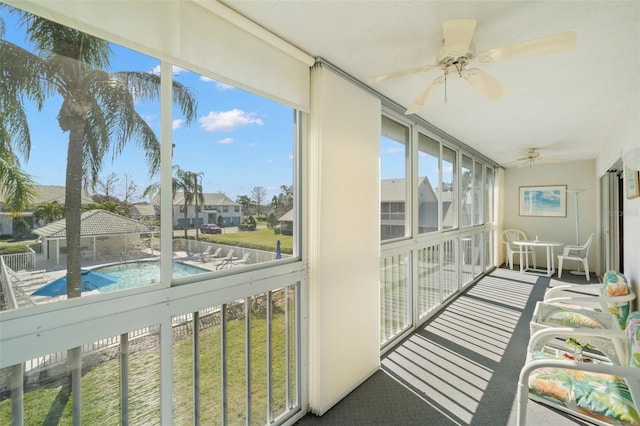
(517, 311, 640, 425)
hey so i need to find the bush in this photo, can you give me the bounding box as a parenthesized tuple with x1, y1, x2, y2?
(0, 245, 30, 255)
(13, 219, 30, 239)
(239, 215, 257, 231)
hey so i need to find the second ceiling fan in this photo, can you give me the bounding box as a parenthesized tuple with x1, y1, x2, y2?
(369, 19, 576, 114)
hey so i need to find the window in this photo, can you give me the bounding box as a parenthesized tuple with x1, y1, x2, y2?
(380, 115, 410, 241)
(460, 155, 473, 227)
(1, 5, 304, 426)
(418, 133, 440, 234)
(1, 5, 298, 299)
(485, 166, 494, 224)
(170, 68, 296, 277)
(442, 146, 457, 230)
(473, 161, 483, 225)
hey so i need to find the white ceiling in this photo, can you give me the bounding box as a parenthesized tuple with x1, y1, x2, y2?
(221, 1, 639, 167)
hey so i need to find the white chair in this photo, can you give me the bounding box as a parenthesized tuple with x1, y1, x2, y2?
(557, 233, 594, 280)
(502, 229, 536, 270)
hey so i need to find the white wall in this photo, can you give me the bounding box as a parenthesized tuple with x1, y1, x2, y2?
(503, 160, 597, 273)
(596, 78, 640, 291)
(307, 64, 381, 414)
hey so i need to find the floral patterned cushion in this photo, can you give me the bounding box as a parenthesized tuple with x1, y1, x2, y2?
(528, 365, 639, 425)
(528, 312, 640, 425)
(545, 310, 604, 329)
(602, 271, 631, 329)
(627, 311, 640, 368)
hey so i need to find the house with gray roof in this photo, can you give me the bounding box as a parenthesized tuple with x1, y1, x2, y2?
(33, 209, 158, 265)
(0, 185, 94, 238)
(129, 204, 157, 222)
(381, 177, 454, 239)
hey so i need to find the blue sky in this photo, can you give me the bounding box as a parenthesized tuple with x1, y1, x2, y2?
(3, 7, 294, 203)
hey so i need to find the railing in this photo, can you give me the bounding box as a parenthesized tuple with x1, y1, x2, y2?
(380, 251, 410, 345)
(174, 238, 290, 264)
(2, 281, 301, 425)
(380, 228, 493, 349)
(0, 258, 18, 311)
(0, 249, 36, 272)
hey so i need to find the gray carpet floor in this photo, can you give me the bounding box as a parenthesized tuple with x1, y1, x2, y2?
(296, 266, 599, 425)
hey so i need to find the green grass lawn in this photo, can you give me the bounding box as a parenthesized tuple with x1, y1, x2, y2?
(0, 307, 294, 425)
(201, 228, 293, 254)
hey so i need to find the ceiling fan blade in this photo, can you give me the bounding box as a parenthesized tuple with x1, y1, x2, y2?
(368, 64, 438, 84)
(442, 19, 477, 56)
(404, 76, 446, 115)
(462, 68, 509, 100)
(477, 31, 576, 63)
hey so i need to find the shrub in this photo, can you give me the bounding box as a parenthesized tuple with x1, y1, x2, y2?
(0, 245, 30, 255)
(14, 219, 30, 239)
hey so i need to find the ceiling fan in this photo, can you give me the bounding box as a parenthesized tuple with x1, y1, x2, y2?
(506, 148, 563, 167)
(369, 19, 576, 114)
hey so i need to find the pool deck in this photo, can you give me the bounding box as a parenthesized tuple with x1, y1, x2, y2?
(9, 249, 250, 308)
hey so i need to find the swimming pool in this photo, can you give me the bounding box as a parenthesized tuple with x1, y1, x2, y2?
(94, 261, 209, 292)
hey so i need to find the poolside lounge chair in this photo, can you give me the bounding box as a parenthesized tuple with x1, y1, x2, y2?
(233, 253, 250, 265)
(201, 246, 222, 262)
(215, 249, 235, 270)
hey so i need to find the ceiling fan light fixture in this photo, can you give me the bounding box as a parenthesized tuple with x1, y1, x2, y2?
(369, 19, 576, 114)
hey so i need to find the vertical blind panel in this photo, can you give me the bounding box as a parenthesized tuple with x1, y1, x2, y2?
(5, 0, 311, 111)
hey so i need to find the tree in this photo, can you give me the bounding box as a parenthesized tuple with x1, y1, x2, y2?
(1, 7, 196, 299)
(251, 186, 267, 218)
(0, 15, 37, 217)
(0, 152, 37, 217)
(13, 218, 30, 239)
(143, 166, 203, 240)
(2, 9, 197, 422)
(33, 201, 64, 224)
(93, 172, 119, 200)
(272, 184, 293, 218)
(236, 194, 252, 214)
(120, 172, 138, 214)
(216, 215, 224, 227)
(267, 212, 278, 229)
(84, 201, 126, 215)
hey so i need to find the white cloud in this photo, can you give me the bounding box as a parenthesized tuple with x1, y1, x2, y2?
(199, 109, 264, 132)
(266, 159, 273, 164)
(172, 119, 184, 130)
(150, 65, 186, 75)
(200, 76, 235, 91)
(218, 137, 234, 145)
(382, 146, 404, 155)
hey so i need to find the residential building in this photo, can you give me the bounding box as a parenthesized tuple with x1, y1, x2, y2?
(0, 185, 94, 237)
(381, 177, 454, 239)
(166, 192, 242, 228)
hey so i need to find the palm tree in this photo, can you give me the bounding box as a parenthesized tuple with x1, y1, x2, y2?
(143, 166, 204, 240)
(0, 17, 37, 217)
(1, 7, 197, 298)
(0, 148, 37, 217)
(33, 201, 64, 224)
(2, 9, 197, 423)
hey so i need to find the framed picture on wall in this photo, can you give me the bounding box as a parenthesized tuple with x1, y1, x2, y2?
(519, 185, 567, 217)
(626, 167, 640, 199)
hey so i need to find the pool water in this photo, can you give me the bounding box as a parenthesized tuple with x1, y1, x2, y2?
(95, 261, 208, 292)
